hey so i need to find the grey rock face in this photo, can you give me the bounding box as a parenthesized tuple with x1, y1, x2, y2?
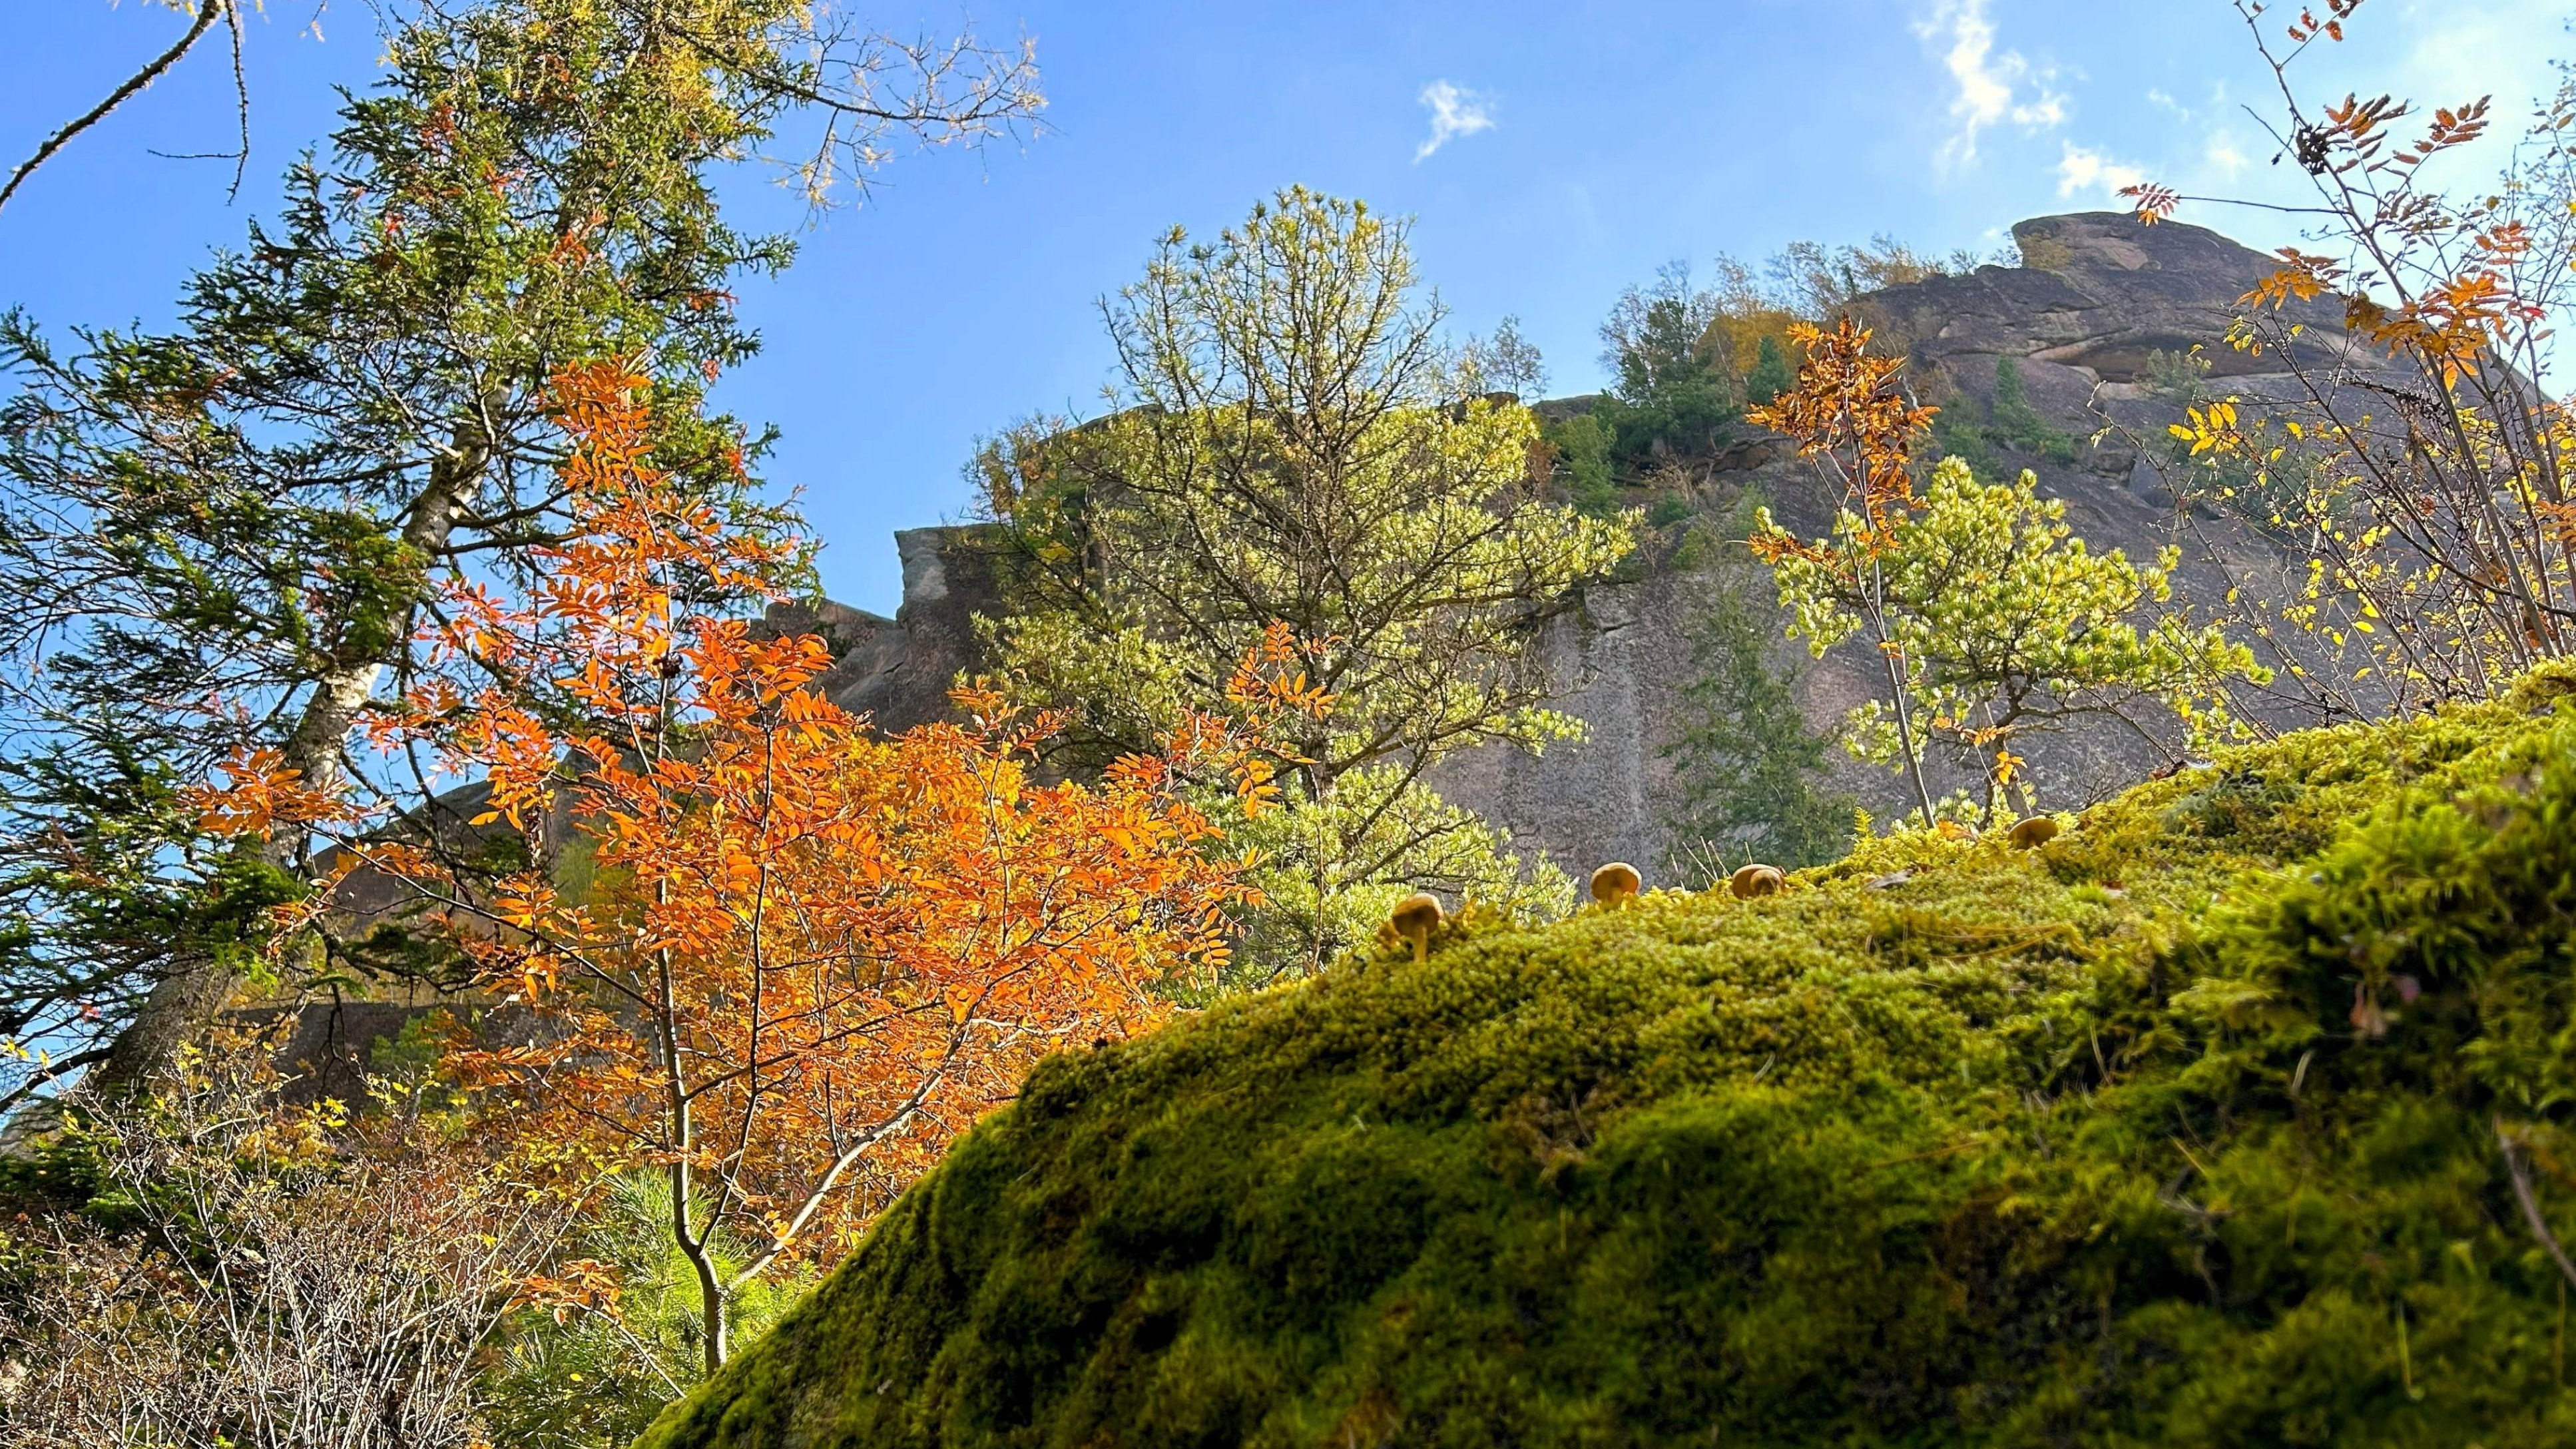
(787, 212, 2371, 886)
(761, 527, 1005, 733)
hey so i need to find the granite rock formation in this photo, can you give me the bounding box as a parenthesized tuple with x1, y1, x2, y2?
(785, 212, 2376, 884)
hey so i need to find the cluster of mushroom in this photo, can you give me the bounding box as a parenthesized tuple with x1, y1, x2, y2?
(1587, 860, 1778, 907)
(1386, 820, 2066, 960)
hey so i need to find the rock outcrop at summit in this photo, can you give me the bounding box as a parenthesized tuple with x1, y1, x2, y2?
(788, 212, 2375, 880)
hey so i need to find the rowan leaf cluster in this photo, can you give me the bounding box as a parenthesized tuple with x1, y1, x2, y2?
(182, 364, 1256, 1378)
(2122, 1, 2576, 721)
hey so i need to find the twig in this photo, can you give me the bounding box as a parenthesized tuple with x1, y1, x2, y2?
(2500, 1118, 2576, 1290)
(221, 0, 250, 200)
(0, 1045, 116, 1124)
(0, 0, 229, 216)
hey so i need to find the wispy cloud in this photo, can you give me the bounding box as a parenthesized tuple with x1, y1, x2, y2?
(1916, 0, 2067, 168)
(2204, 133, 2249, 178)
(2057, 141, 2147, 198)
(2394, 0, 2564, 119)
(1414, 80, 1495, 162)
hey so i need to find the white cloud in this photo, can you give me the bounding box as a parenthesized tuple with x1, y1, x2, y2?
(2015, 85, 2068, 130)
(2204, 133, 2250, 178)
(2387, 0, 2564, 119)
(1414, 81, 1495, 163)
(1916, 0, 2067, 167)
(2057, 141, 2147, 198)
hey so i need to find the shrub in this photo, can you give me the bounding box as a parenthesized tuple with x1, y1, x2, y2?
(0, 1039, 567, 1449)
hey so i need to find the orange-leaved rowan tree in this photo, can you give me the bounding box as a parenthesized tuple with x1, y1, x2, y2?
(2118, 0, 2576, 713)
(1744, 321, 2260, 828)
(1746, 318, 1944, 827)
(195, 361, 1267, 1372)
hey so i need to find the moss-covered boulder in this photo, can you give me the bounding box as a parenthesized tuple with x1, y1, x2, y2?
(642, 672, 2576, 1448)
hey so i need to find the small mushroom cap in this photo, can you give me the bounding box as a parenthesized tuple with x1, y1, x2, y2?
(2007, 816, 2061, 850)
(1589, 861, 1643, 902)
(1389, 891, 1445, 936)
(1729, 863, 1785, 899)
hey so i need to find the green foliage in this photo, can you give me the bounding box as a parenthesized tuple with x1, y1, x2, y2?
(1933, 356, 2079, 473)
(0, 734, 252, 1079)
(2141, 346, 2214, 405)
(485, 1175, 818, 1449)
(1663, 511, 1857, 878)
(0, 0, 817, 1094)
(1594, 263, 1736, 466)
(1597, 265, 1741, 456)
(1742, 332, 1795, 409)
(1987, 356, 2078, 462)
(1598, 237, 1985, 473)
(639, 671, 2576, 1448)
(1200, 767, 1574, 1002)
(1543, 412, 1620, 518)
(977, 189, 1633, 980)
(1643, 494, 1696, 529)
(1759, 457, 2266, 818)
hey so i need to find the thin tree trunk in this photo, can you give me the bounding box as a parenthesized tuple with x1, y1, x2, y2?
(678, 1159, 729, 1373)
(1862, 556, 1939, 829)
(93, 421, 489, 1095)
(1879, 637, 1939, 830)
(661, 938, 730, 1374)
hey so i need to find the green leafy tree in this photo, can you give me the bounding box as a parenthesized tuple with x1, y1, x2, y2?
(1932, 356, 2078, 473)
(1596, 262, 1736, 466)
(976, 188, 1633, 982)
(0, 0, 1041, 1103)
(1545, 412, 1621, 517)
(1760, 456, 2266, 821)
(1662, 507, 1856, 880)
(1742, 332, 1796, 410)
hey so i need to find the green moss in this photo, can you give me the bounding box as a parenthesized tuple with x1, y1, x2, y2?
(641, 668, 2576, 1448)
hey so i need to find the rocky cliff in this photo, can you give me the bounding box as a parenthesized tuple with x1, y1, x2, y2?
(788, 212, 2365, 882)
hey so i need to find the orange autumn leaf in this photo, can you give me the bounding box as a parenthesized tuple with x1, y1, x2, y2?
(199, 361, 1261, 1316)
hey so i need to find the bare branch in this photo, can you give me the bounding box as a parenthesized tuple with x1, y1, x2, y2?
(0, 0, 231, 218)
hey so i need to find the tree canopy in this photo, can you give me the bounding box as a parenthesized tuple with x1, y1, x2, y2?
(0, 0, 1042, 1102)
(975, 187, 1633, 980)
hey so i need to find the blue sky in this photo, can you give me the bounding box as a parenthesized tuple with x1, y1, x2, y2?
(1, 1, 2565, 613)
